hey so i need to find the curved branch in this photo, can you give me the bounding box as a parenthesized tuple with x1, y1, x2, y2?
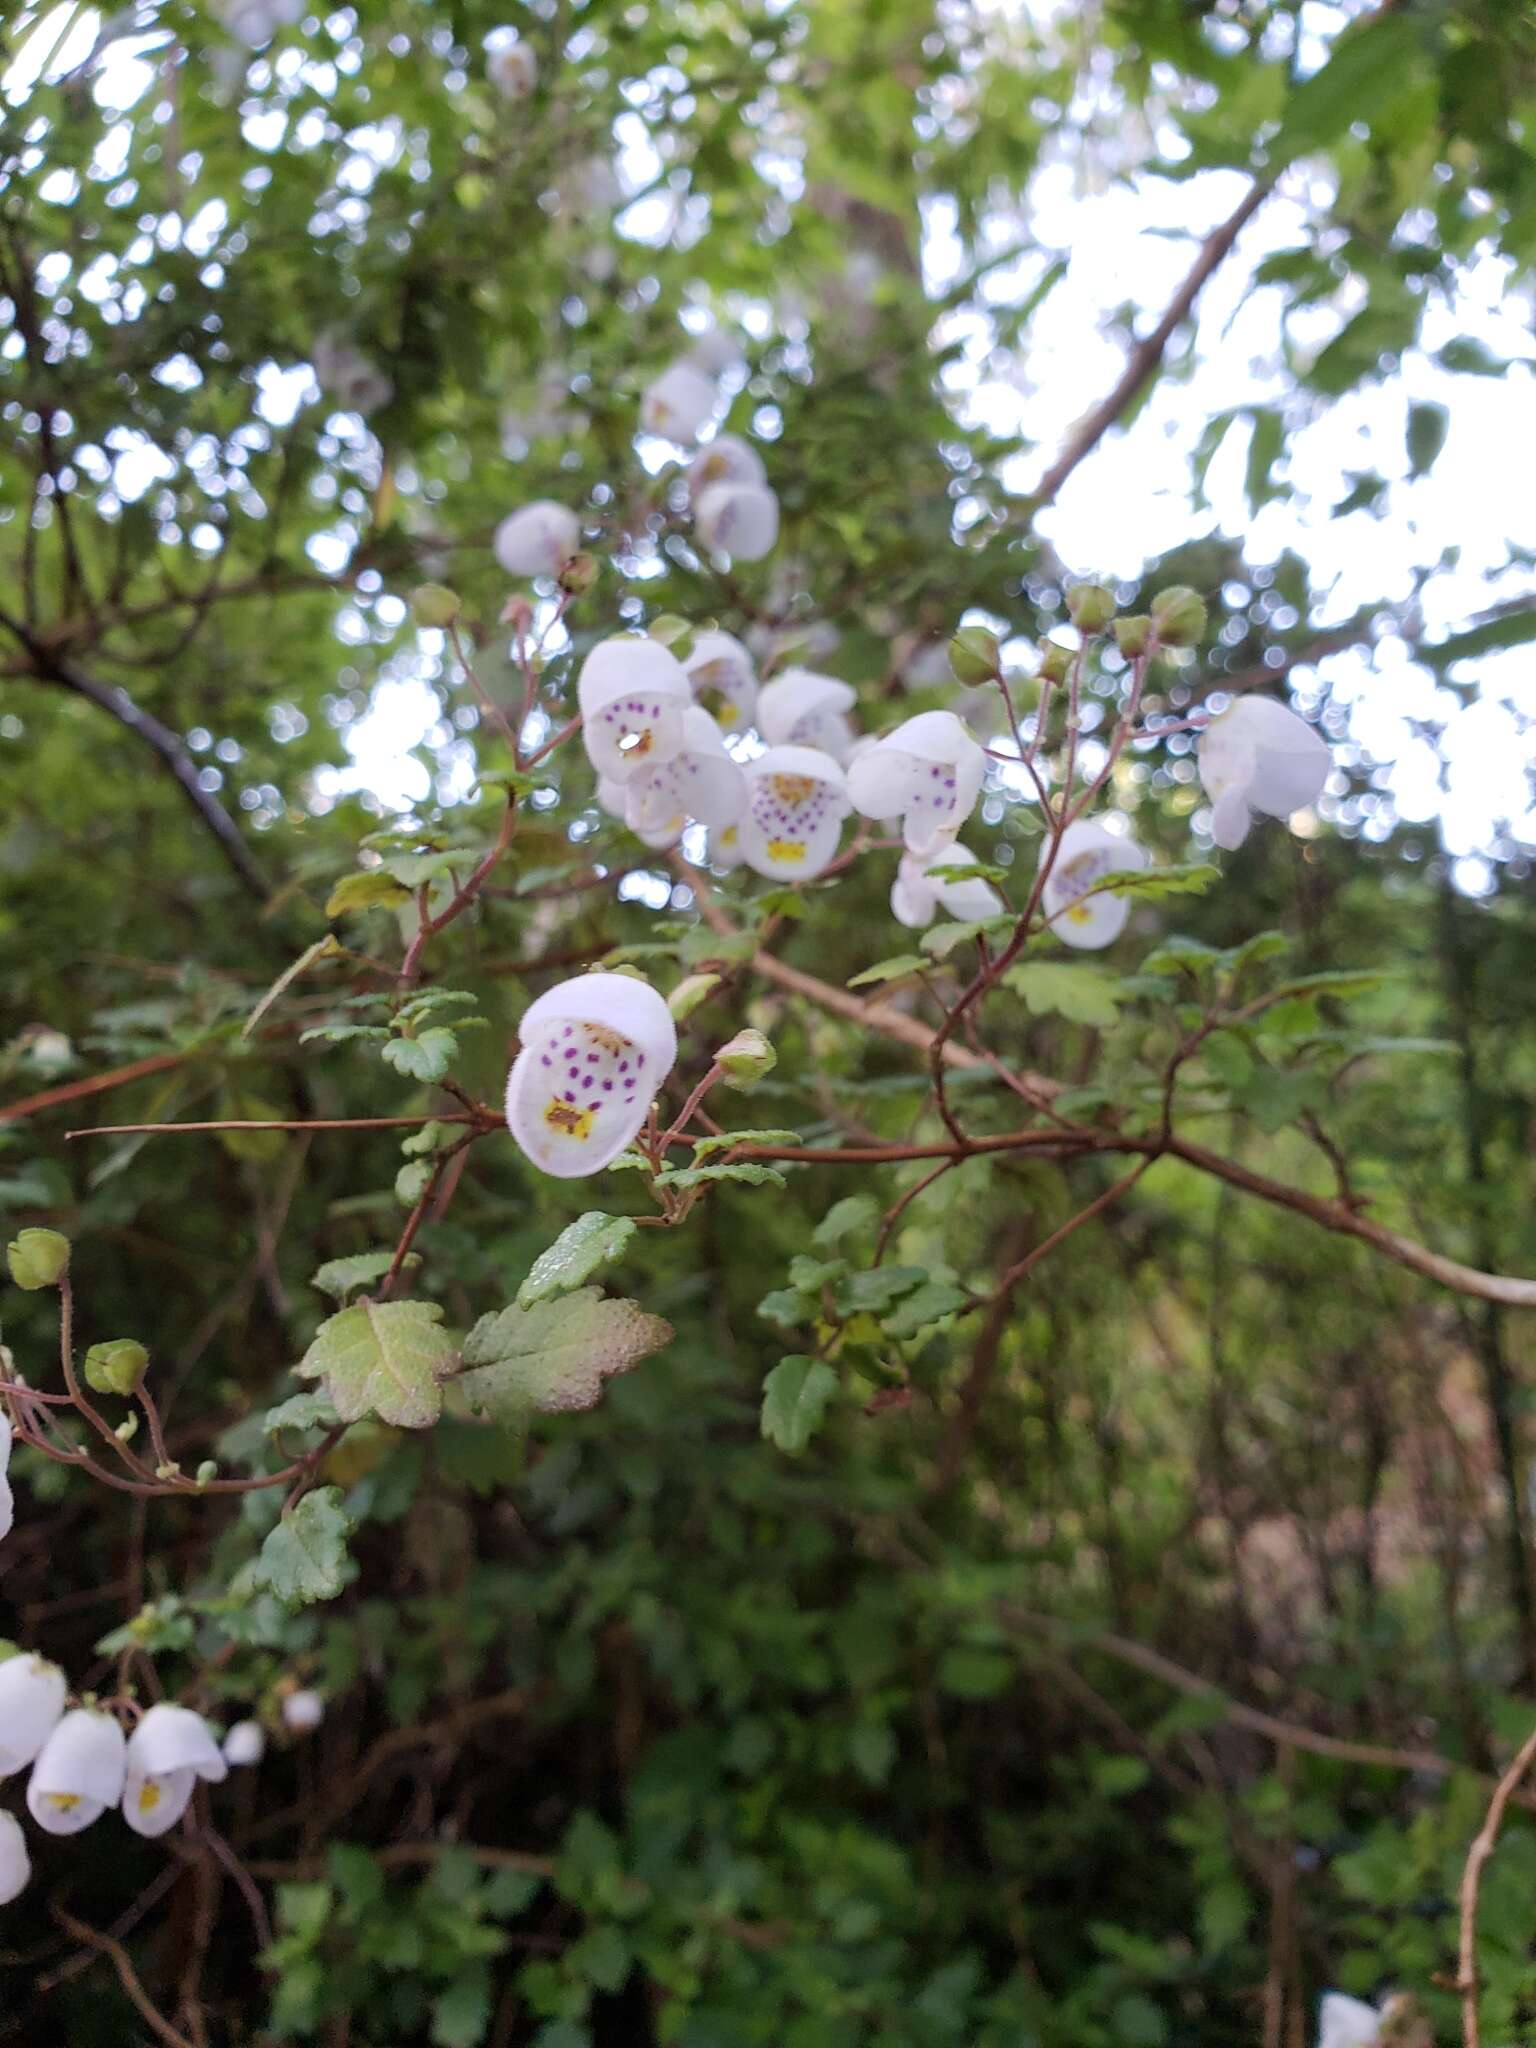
(1457, 1716, 1536, 2047)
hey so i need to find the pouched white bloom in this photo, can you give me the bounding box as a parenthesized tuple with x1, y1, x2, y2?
(578, 637, 693, 783)
(891, 842, 1003, 930)
(222, 1720, 266, 1769)
(1040, 820, 1147, 951)
(684, 328, 744, 378)
(0, 1415, 12, 1546)
(709, 820, 747, 871)
(122, 1705, 228, 1839)
(683, 629, 758, 733)
(312, 331, 393, 417)
(640, 362, 718, 443)
(756, 669, 859, 765)
(1317, 1992, 1383, 2048)
(687, 434, 767, 498)
(213, 0, 303, 47)
(487, 38, 537, 100)
(0, 1654, 66, 1776)
(507, 973, 678, 1178)
(27, 1708, 126, 1835)
(1198, 695, 1330, 851)
(694, 481, 779, 563)
(599, 707, 745, 850)
(739, 746, 851, 882)
(847, 710, 985, 858)
(0, 1810, 27, 1906)
(494, 501, 580, 579)
(282, 1689, 324, 1734)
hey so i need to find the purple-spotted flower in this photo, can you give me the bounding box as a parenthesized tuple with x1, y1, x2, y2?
(694, 481, 779, 562)
(122, 1705, 228, 1839)
(738, 746, 851, 882)
(598, 706, 746, 850)
(686, 434, 766, 498)
(755, 669, 859, 764)
(507, 973, 678, 1178)
(847, 710, 984, 857)
(578, 637, 692, 782)
(1039, 819, 1147, 950)
(683, 629, 758, 733)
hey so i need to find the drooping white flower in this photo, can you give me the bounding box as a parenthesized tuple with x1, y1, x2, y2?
(222, 1720, 266, 1769)
(694, 482, 779, 563)
(756, 669, 859, 765)
(0, 1654, 66, 1777)
(599, 707, 745, 850)
(1317, 1992, 1382, 2048)
(506, 973, 678, 1179)
(686, 435, 766, 498)
(640, 363, 718, 443)
(0, 1812, 28, 1907)
(1197, 695, 1330, 851)
(847, 710, 985, 858)
(487, 38, 537, 100)
(0, 1415, 12, 1546)
(683, 629, 758, 734)
(891, 843, 1003, 930)
(122, 1705, 228, 1839)
(311, 331, 393, 416)
(27, 1708, 126, 1835)
(212, 0, 304, 47)
(739, 746, 851, 882)
(577, 637, 693, 782)
(1040, 820, 1147, 951)
(281, 1689, 324, 1734)
(494, 501, 580, 579)
(683, 328, 744, 378)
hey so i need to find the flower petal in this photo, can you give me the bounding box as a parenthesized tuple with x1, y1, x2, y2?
(695, 482, 779, 561)
(0, 1811, 28, 1906)
(578, 638, 691, 781)
(739, 746, 850, 881)
(683, 630, 757, 732)
(27, 1709, 126, 1834)
(0, 1655, 67, 1777)
(122, 1765, 196, 1838)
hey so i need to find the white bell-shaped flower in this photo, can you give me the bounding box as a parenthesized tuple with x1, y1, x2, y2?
(640, 363, 718, 443)
(487, 38, 537, 100)
(1317, 1993, 1382, 2048)
(739, 746, 851, 882)
(686, 435, 766, 498)
(577, 637, 692, 782)
(756, 669, 859, 765)
(0, 1810, 28, 1906)
(1198, 695, 1329, 851)
(27, 1708, 126, 1835)
(602, 706, 746, 850)
(847, 710, 985, 858)
(122, 1704, 228, 1839)
(0, 1415, 12, 1546)
(694, 482, 779, 563)
(222, 1719, 266, 1768)
(1040, 820, 1147, 951)
(494, 501, 580, 579)
(683, 629, 758, 734)
(312, 331, 392, 416)
(0, 1654, 66, 1776)
(891, 842, 1003, 930)
(213, 0, 304, 48)
(281, 1689, 324, 1733)
(684, 328, 744, 378)
(507, 973, 678, 1179)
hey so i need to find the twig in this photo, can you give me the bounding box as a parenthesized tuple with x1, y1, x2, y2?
(1457, 1716, 1536, 2048)
(49, 1903, 196, 2048)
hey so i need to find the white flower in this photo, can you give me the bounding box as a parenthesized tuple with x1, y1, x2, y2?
(1317, 1992, 1383, 2048)
(891, 842, 1003, 929)
(506, 973, 678, 1178)
(27, 1708, 125, 1835)
(494, 501, 580, 579)
(222, 1720, 266, 1769)
(0, 1415, 12, 1546)
(709, 820, 746, 871)
(122, 1705, 228, 1839)
(598, 707, 745, 850)
(0, 1810, 27, 1905)
(0, 1654, 66, 1776)
(578, 636, 693, 782)
(212, 0, 303, 47)
(1198, 695, 1330, 850)
(487, 39, 537, 100)
(686, 436, 766, 499)
(1040, 819, 1147, 951)
(756, 669, 859, 764)
(739, 746, 851, 882)
(847, 710, 985, 858)
(281, 1689, 324, 1734)
(640, 363, 718, 443)
(683, 629, 758, 733)
(694, 482, 779, 563)
(312, 331, 392, 416)
(683, 328, 744, 378)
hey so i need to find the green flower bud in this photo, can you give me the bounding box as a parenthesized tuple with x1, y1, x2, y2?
(948, 625, 1001, 685)
(115, 1415, 140, 1443)
(1113, 614, 1152, 658)
(558, 551, 600, 596)
(409, 583, 460, 628)
(1150, 585, 1208, 650)
(1066, 582, 1115, 633)
(195, 1461, 218, 1487)
(668, 973, 722, 1023)
(1037, 642, 1073, 686)
(716, 1029, 776, 1089)
(83, 1339, 148, 1397)
(7, 1228, 70, 1291)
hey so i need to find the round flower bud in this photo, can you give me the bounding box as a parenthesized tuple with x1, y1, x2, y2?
(558, 552, 600, 597)
(948, 626, 1001, 685)
(83, 1340, 148, 1398)
(1066, 583, 1115, 633)
(282, 1689, 325, 1734)
(1150, 585, 1208, 649)
(222, 1719, 266, 1768)
(1113, 615, 1151, 658)
(715, 1029, 776, 1089)
(410, 583, 460, 628)
(1037, 643, 1073, 685)
(487, 39, 537, 101)
(495, 502, 580, 580)
(6, 1230, 69, 1292)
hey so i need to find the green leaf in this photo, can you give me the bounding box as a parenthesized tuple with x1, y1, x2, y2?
(760, 1355, 838, 1453)
(1243, 406, 1284, 513)
(262, 1391, 340, 1436)
(1005, 962, 1125, 1028)
(252, 1488, 355, 1608)
(386, 849, 468, 889)
(1435, 337, 1509, 376)
(846, 953, 929, 989)
(396, 1160, 435, 1206)
(311, 1250, 415, 1301)
(460, 1289, 672, 1425)
(296, 1300, 457, 1428)
(1424, 608, 1536, 669)
(1406, 400, 1448, 479)
(1269, 15, 1424, 164)
(691, 1128, 801, 1160)
(1079, 862, 1219, 904)
(517, 1213, 637, 1308)
(813, 1195, 879, 1249)
(834, 1266, 926, 1315)
(325, 869, 412, 919)
(431, 1968, 494, 2048)
(381, 1028, 460, 1083)
(920, 915, 1013, 960)
(653, 1162, 787, 1190)
(883, 1280, 971, 1338)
